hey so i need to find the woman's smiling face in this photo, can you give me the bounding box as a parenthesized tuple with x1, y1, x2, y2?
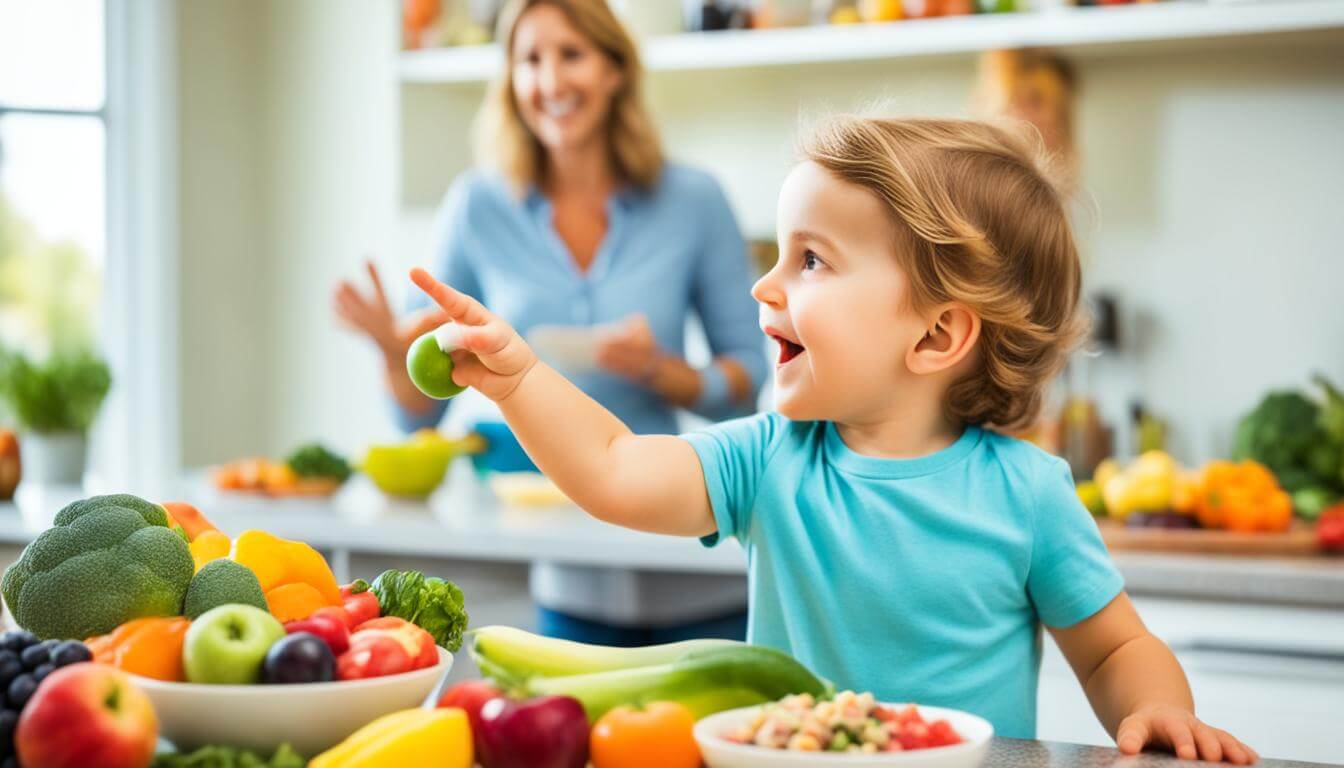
(753, 162, 930, 422)
(510, 4, 623, 158)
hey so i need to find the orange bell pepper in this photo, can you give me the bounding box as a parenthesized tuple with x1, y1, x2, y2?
(86, 616, 191, 682)
(266, 582, 330, 623)
(1195, 460, 1293, 533)
(161, 501, 219, 542)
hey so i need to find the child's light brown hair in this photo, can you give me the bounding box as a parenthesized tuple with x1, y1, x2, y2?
(802, 116, 1086, 431)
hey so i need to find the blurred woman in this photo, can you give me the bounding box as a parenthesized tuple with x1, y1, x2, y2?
(335, 0, 765, 644)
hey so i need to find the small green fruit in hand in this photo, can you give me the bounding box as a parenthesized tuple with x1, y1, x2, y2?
(407, 328, 466, 400)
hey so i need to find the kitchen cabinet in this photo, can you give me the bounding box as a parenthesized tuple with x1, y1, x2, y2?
(1039, 596, 1344, 764)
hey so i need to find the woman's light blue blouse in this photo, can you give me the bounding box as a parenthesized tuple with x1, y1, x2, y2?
(397, 164, 767, 436)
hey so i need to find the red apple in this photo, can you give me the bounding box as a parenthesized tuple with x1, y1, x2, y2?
(476, 695, 589, 768)
(438, 680, 503, 755)
(16, 662, 158, 768)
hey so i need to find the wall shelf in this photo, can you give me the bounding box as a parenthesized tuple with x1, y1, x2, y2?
(398, 0, 1344, 84)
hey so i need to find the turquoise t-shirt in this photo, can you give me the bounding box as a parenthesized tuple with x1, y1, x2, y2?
(684, 414, 1124, 739)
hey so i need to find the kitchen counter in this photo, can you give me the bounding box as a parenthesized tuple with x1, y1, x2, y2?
(984, 739, 1335, 767)
(1, 471, 1342, 606)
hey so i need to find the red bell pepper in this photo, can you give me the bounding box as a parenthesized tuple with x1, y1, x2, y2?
(340, 580, 381, 628)
(352, 616, 438, 670)
(1317, 504, 1344, 552)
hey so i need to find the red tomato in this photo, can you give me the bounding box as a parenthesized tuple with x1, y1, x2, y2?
(340, 583, 381, 627)
(589, 701, 701, 768)
(336, 634, 412, 680)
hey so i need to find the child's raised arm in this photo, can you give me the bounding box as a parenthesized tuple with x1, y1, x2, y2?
(410, 269, 716, 537)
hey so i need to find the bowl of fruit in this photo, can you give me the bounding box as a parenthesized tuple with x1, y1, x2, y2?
(130, 603, 454, 757)
(360, 430, 466, 498)
(694, 691, 993, 768)
(122, 559, 466, 758)
(0, 493, 471, 760)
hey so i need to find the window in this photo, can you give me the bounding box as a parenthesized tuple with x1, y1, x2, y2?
(1, 0, 179, 494)
(0, 0, 106, 356)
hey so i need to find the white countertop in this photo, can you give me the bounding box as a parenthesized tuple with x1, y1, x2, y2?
(0, 466, 747, 574)
(2, 469, 1342, 606)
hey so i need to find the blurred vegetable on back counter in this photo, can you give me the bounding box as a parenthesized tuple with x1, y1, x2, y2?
(1233, 374, 1344, 518)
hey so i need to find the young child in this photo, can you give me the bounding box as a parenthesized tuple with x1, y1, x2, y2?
(409, 116, 1257, 764)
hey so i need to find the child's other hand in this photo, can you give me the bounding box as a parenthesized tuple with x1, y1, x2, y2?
(1116, 704, 1258, 764)
(410, 268, 538, 402)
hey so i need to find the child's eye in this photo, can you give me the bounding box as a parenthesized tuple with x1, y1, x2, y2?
(802, 251, 823, 271)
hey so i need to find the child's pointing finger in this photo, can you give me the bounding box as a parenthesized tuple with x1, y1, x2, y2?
(410, 268, 491, 326)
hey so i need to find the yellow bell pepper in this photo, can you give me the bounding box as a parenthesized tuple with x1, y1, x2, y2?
(189, 530, 231, 572)
(230, 529, 342, 622)
(310, 707, 472, 768)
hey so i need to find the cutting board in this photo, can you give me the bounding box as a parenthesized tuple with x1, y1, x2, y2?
(1097, 518, 1322, 557)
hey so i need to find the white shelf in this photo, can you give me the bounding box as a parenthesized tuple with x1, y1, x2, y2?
(398, 0, 1344, 84)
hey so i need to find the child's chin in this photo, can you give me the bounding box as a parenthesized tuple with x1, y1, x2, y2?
(774, 392, 827, 422)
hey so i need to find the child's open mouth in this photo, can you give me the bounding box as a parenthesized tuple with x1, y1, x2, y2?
(772, 335, 805, 366)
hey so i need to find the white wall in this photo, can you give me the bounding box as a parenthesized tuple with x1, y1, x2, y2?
(176, 0, 274, 467)
(174, 4, 1344, 467)
(261, 1, 404, 458)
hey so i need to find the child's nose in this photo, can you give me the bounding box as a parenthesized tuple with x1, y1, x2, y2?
(751, 269, 784, 308)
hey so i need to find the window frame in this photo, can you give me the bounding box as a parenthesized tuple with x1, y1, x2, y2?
(102, 0, 181, 496)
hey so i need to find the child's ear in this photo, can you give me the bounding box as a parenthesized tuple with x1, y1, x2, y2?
(907, 304, 981, 376)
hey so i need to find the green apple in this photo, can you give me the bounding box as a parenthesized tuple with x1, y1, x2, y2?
(183, 603, 286, 684)
(407, 328, 466, 399)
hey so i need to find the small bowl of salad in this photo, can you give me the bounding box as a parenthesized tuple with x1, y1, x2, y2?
(694, 691, 993, 768)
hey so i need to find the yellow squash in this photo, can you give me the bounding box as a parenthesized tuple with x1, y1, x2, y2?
(310, 708, 472, 768)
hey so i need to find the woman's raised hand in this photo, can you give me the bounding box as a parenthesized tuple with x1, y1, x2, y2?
(595, 314, 660, 382)
(410, 268, 539, 402)
(334, 261, 447, 364)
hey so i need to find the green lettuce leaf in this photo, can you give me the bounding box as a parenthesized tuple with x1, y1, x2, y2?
(370, 568, 469, 652)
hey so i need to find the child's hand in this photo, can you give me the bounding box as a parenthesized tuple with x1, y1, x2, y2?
(409, 268, 538, 402)
(1116, 704, 1258, 764)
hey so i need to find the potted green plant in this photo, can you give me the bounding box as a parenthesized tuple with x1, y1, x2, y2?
(0, 348, 111, 485)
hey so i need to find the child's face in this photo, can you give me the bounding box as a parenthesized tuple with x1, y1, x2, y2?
(753, 162, 931, 422)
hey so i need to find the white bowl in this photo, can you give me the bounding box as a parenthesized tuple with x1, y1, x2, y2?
(694, 702, 993, 768)
(132, 646, 452, 757)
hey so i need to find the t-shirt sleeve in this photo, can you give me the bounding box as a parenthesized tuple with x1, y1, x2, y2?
(1027, 456, 1126, 628)
(682, 413, 782, 548)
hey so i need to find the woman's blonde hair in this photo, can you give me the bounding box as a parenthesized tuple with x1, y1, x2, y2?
(475, 0, 663, 191)
(802, 116, 1086, 431)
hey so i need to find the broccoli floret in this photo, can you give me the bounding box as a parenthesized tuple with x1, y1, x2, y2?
(2, 495, 194, 640)
(184, 560, 268, 620)
(1232, 392, 1324, 476)
(284, 443, 351, 483)
(54, 493, 168, 528)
